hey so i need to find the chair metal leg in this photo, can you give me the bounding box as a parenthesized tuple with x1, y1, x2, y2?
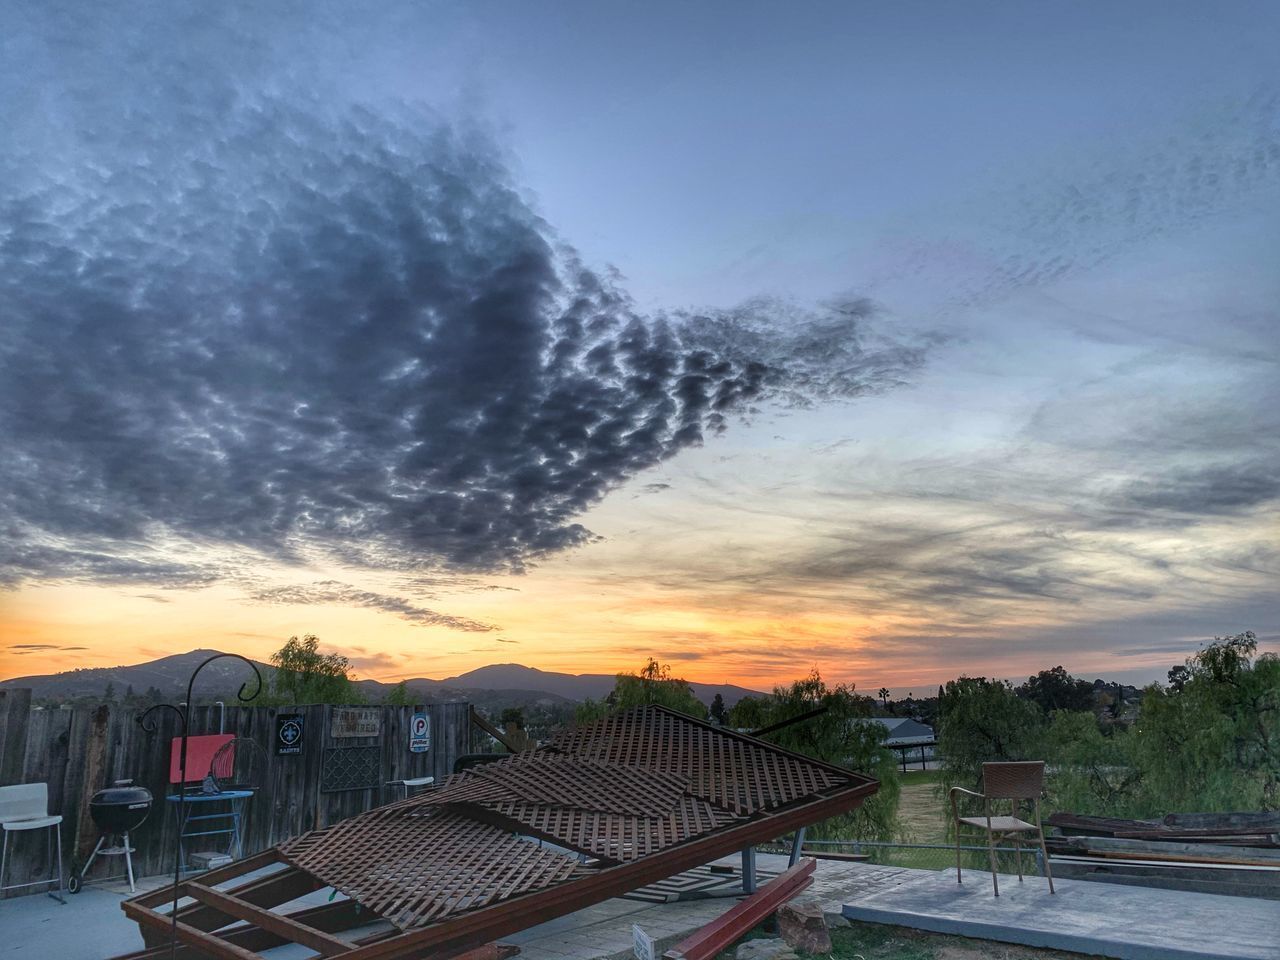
(788, 827, 806, 867)
(1035, 799, 1055, 893)
(1, 829, 8, 892)
(55, 824, 65, 900)
(984, 804, 999, 897)
(46, 825, 65, 903)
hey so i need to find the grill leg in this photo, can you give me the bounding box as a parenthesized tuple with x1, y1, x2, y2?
(82, 834, 106, 879)
(123, 832, 136, 893)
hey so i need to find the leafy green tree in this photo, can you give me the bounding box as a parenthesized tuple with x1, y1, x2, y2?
(730, 670, 900, 841)
(384, 680, 412, 706)
(269, 634, 362, 705)
(938, 676, 1046, 795)
(1135, 632, 1279, 811)
(1016, 666, 1094, 714)
(103, 681, 116, 700)
(499, 707, 525, 728)
(1041, 709, 1141, 816)
(575, 658, 706, 723)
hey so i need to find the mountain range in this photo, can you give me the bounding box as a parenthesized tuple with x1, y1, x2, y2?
(0, 649, 763, 709)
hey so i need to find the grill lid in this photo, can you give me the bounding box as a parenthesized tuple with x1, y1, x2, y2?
(91, 779, 153, 808)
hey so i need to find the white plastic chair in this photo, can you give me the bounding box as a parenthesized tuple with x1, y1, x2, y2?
(0, 782, 65, 901)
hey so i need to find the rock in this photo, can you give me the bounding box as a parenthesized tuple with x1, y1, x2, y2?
(777, 901, 833, 955)
(822, 911, 850, 929)
(735, 938, 799, 960)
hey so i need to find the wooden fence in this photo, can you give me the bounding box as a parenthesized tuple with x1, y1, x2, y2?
(0, 689, 471, 897)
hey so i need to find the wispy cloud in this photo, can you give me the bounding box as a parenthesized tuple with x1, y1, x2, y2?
(248, 581, 495, 632)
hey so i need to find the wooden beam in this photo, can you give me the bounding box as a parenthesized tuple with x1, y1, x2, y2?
(469, 706, 522, 753)
(113, 900, 374, 960)
(185, 882, 353, 956)
(122, 900, 267, 960)
(130, 849, 282, 908)
(663, 859, 816, 960)
(174, 866, 321, 933)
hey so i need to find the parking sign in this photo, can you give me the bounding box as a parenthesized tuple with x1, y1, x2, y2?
(409, 712, 430, 753)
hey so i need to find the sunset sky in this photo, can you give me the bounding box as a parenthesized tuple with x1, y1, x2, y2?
(2, 2, 1278, 693)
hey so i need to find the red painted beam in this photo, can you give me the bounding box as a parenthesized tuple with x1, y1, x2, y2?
(662, 859, 817, 960)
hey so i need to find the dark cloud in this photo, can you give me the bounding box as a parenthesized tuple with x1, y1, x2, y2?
(7, 644, 89, 654)
(1117, 463, 1280, 516)
(247, 582, 493, 632)
(0, 7, 928, 593)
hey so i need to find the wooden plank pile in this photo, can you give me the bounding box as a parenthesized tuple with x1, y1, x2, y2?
(1046, 812, 1280, 899)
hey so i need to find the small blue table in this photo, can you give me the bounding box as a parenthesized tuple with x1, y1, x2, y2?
(165, 790, 254, 873)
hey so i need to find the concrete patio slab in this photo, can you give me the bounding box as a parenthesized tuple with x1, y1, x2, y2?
(507, 854, 917, 960)
(842, 867, 1280, 960)
(0, 854, 910, 960)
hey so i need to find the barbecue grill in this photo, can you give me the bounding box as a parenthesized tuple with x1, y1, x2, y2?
(68, 780, 152, 894)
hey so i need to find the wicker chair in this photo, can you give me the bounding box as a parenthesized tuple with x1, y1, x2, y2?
(950, 761, 1055, 896)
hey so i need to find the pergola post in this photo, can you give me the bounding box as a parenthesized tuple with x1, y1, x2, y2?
(741, 846, 756, 893)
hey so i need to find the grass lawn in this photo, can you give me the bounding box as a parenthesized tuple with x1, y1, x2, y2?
(896, 771, 947, 845)
(826, 923, 1096, 959)
(725, 922, 1097, 960)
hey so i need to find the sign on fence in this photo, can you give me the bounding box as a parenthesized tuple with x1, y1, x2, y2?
(276, 713, 304, 755)
(409, 712, 430, 753)
(331, 707, 381, 738)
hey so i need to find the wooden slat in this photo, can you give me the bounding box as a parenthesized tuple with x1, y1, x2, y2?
(186, 882, 352, 955)
(664, 859, 816, 960)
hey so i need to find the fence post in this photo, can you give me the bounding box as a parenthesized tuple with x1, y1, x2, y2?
(0, 688, 32, 785)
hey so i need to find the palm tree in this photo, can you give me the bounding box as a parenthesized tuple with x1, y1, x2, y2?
(878, 687, 889, 707)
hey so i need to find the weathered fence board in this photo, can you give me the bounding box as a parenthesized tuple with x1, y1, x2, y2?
(0, 696, 470, 897)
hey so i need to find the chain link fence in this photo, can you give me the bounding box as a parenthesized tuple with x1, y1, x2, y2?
(763, 838, 1049, 875)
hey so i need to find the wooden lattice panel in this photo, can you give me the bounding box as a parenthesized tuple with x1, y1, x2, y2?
(472, 755, 690, 817)
(116, 705, 878, 960)
(280, 807, 583, 928)
(486, 794, 742, 861)
(547, 708, 845, 815)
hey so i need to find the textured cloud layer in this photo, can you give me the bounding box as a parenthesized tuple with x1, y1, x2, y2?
(0, 11, 926, 592)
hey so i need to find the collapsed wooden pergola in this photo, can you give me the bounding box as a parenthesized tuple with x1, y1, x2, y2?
(112, 705, 879, 960)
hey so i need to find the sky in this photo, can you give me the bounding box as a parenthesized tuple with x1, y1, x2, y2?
(1, 1, 1278, 694)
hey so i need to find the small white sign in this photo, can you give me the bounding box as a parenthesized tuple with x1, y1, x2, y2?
(632, 924, 655, 960)
(409, 712, 431, 753)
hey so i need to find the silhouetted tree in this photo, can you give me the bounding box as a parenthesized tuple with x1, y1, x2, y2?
(709, 693, 727, 725)
(1016, 666, 1094, 714)
(576, 658, 705, 722)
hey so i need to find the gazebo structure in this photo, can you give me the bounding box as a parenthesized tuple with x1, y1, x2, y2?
(112, 705, 879, 960)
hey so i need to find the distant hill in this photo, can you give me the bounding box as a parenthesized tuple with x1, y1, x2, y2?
(0, 649, 273, 700)
(1, 651, 763, 708)
(438, 663, 762, 708)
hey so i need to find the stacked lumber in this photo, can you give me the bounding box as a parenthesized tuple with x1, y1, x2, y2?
(1045, 829, 1280, 900)
(1047, 811, 1280, 847)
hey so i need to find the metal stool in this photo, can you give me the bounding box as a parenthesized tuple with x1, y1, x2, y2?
(0, 782, 65, 902)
